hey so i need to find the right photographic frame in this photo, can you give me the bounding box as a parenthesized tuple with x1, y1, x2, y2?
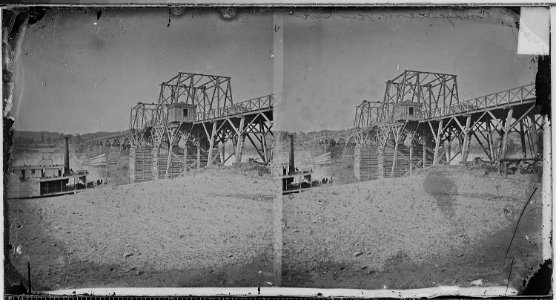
(277, 7, 551, 294)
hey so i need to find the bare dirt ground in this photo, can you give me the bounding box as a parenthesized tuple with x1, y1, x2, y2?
(7, 165, 277, 291)
(282, 165, 543, 291)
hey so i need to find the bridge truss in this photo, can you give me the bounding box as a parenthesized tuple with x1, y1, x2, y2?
(123, 72, 273, 182)
(353, 70, 540, 179)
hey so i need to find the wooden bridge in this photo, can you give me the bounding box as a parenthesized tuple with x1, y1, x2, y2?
(351, 70, 540, 179)
(120, 72, 274, 182)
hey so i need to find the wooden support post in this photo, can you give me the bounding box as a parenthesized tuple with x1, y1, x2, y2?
(501, 108, 514, 159)
(391, 140, 399, 177)
(519, 120, 527, 158)
(377, 144, 385, 179)
(236, 134, 245, 164)
(461, 115, 472, 162)
(129, 145, 136, 183)
(152, 145, 159, 180)
(259, 121, 268, 163)
(422, 139, 426, 168)
(206, 122, 217, 166)
(409, 141, 413, 175)
(529, 113, 539, 157)
(165, 141, 173, 179)
(486, 120, 496, 161)
(183, 140, 188, 172)
(354, 144, 362, 181)
(236, 117, 245, 164)
(222, 136, 226, 164)
(197, 143, 201, 169)
(433, 119, 443, 165)
(445, 133, 451, 164)
(262, 134, 268, 163)
(219, 139, 225, 165)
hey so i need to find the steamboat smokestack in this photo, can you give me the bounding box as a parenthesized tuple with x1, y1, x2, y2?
(289, 134, 295, 174)
(64, 136, 70, 175)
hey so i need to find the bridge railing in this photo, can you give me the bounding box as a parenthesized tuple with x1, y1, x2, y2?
(428, 83, 535, 118)
(196, 94, 274, 121)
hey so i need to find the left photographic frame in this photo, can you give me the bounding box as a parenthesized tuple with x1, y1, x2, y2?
(3, 7, 278, 292)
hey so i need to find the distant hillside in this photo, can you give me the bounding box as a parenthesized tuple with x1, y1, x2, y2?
(276, 129, 351, 147)
(11, 130, 127, 146)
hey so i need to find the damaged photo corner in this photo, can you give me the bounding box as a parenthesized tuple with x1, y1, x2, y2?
(1, 4, 553, 298)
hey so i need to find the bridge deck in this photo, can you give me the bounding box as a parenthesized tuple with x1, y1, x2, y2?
(194, 94, 274, 123)
(423, 83, 535, 121)
(367, 83, 536, 128)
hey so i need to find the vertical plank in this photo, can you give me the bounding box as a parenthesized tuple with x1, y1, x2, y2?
(433, 119, 443, 165)
(501, 108, 514, 159)
(129, 145, 136, 183)
(235, 117, 245, 164)
(409, 141, 413, 175)
(197, 143, 201, 169)
(519, 120, 527, 158)
(422, 139, 427, 168)
(460, 115, 472, 162)
(529, 113, 539, 157)
(206, 122, 217, 166)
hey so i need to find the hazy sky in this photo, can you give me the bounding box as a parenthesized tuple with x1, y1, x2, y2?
(13, 8, 273, 134)
(13, 8, 538, 134)
(279, 8, 537, 132)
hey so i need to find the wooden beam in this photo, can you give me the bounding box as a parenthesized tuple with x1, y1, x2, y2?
(519, 120, 527, 158)
(421, 139, 427, 168)
(390, 125, 405, 177)
(500, 108, 514, 159)
(183, 139, 188, 172)
(197, 143, 201, 169)
(260, 122, 268, 163)
(152, 145, 159, 181)
(206, 122, 217, 166)
(529, 113, 539, 157)
(246, 133, 266, 162)
(461, 115, 472, 162)
(486, 119, 496, 160)
(433, 119, 443, 165)
(377, 144, 385, 179)
(235, 117, 245, 164)
(444, 131, 452, 164)
(472, 131, 492, 160)
(409, 142, 414, 175)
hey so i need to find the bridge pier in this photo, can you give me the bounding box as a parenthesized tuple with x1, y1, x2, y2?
(152, 145, 159, 181)
(529, 112, 539, 157)
(461, 115, 472, 162)
(486, 121, 496, 161)
(390, 124, 405, 177)
(409, 141, 413, 175)
(519, 121, 527, 158)
(206, 122, 217, 167)
(197, 143, 201, 169)
(500, 108, 514, 160)
(129, 145, 136, 183)
(377, 144, 385, 179)
(421, 139, 427, 168)
(236, 134, 245, 165)
(218, 136, 226, 165)
(183, 141, 188, 172)
(432, 119, 443, 165)
(444, 132, 452, 164)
